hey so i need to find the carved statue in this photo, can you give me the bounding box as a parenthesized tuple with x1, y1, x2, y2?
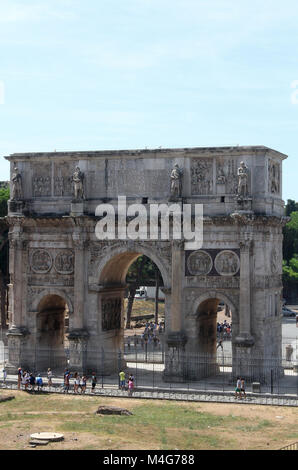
(11, 165, 22, 200)
(72, 166, 84, 200)
(170, 164, 183, 198)
(269, 162, 280, 194)
(237, 161, 249, 198)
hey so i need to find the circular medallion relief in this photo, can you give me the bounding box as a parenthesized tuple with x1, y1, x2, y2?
(214, 250, 240, 276)
(31, 249, 52, 274)
(187, 250, 213, 276)
(54, 250, 74, 274)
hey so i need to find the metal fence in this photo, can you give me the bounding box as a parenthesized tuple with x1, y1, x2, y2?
(280, 442, 298, 450)
(1, 343, 298, 397)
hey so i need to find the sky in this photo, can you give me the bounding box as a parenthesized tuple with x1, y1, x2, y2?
(0, 0, 298, 201)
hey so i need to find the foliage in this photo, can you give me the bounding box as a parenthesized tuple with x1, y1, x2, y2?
(283, 210, 298, 263)
(283, 255, 298, 282)
(285, 199, 298, 216)
(126, 255, 162, 285)
(0, 186, 9, 217)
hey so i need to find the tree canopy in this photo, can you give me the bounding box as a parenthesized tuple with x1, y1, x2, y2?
(283, 200, 298, 287)
(0, 186, 9, 218)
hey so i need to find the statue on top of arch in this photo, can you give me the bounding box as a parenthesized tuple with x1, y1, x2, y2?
(72, 166, 85, 201)
(170, 163, 183, 200)
(11, 164, 22, 200)
(237, 161, 249, 199)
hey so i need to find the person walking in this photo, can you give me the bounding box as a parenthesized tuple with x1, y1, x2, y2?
(119, 370, 126, 391)
(21, 371, 27, 390)
(216, 339, 223, 350)
(240, 378, 246, 399)
(17, 368, 22, 390)
(91, 372, 97, 393)
(74, 373, 80, 394)
(81, 375, 87, 394)
(63, 371, 70, 393)
(47, 368, 53, 389)
(36, 374, 43, 391)
(235, 377, 242, 399)
(2, 366, 7, 385)
(29, 373, 36, 391)
(128, 377, 134, 397)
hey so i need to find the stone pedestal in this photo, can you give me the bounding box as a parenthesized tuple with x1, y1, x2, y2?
(67, 329, 89, 373)
(70, 201, 85, 216)
(163, 332, 187, 382)
(5, 327, 27, 373)
(235, 197, 253, 212)
(8, 200, 24, 216)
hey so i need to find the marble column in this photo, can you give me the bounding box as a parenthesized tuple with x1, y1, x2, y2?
(68, 231, 89, 371)
(6, 223, 28, 372)
(164, 240, 187, 382)
(234, 238, 254, 347)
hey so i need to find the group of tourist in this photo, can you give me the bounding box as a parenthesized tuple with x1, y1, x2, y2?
(16, 367, 46, 391)
(62, 369, 97, 394)
(217, 320, 232, 339)
(126, 321, 164, 350)
(235, 377, 246, 399)
(119, 370, 135, 396)
(141, 321, 164, 347)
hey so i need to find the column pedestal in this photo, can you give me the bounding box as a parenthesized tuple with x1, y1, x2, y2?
(70, 201, 85, 216)
(8, 200, 24, 216)
(5, 327, 28, 373)
(68, 329, 89, 373)
(163, 332, 187, 382)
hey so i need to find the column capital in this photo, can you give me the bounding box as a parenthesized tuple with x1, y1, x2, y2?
(171, 239, 184, 249)
(8, 236, 28, 251)
(239, 239, 252, 251)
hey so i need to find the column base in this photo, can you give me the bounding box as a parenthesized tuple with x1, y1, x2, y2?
(163, 332, 187, 382)
(6, 327, 29, 373)
(67, 329, 89, 372)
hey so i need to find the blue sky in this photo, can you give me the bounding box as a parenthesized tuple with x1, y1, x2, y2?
(0, 0, 298, 201)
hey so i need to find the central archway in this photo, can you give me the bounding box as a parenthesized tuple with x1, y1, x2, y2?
(90, 246, 170, 374)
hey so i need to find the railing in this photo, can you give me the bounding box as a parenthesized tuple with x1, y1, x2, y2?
(280, 442, 298, 450)
(1, 344, 298, 397)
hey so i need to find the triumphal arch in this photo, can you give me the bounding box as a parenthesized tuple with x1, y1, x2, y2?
(3, 146, 287, 381)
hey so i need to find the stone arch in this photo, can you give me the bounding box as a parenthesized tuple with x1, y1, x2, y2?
(96, 242, 171, 287)
(31, 289, 74, 314)
(33, 290, 71, 370)
(192, 290, 238, 320)
(184, 290, 239, 362)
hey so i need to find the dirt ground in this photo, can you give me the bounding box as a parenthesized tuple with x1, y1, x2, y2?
(0, 390, 297, 450)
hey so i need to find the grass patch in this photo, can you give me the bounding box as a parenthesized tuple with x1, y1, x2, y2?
(235, 419, 274, 433)
(0, 391, 296, 450)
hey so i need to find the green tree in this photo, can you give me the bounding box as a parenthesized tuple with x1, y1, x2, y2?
(283, 211, 298, 262)
(285, 199, 298, 217)
(283, 255, 298, 282)
(125, 255, 163, 328)
(0, 186, 9, 217)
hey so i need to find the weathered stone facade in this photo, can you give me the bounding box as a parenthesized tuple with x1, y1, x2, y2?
(3, 146, 287, 380)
